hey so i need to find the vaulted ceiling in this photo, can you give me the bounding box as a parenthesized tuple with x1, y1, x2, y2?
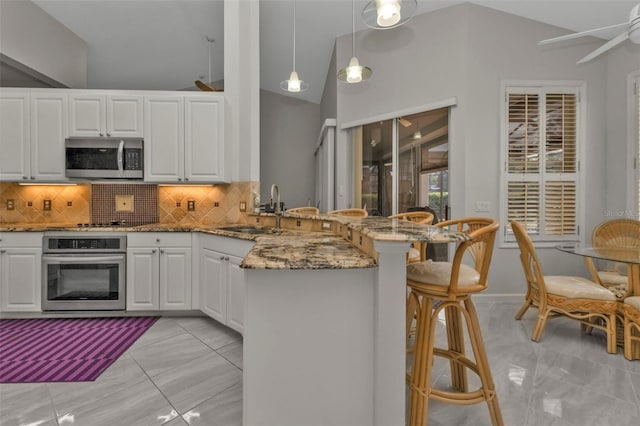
(17, 1, 640, 104)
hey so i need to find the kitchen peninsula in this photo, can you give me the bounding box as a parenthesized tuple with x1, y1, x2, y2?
(0, 214, 468, 426)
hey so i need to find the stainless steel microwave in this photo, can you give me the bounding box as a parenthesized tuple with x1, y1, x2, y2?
(65, 138, 144, 179)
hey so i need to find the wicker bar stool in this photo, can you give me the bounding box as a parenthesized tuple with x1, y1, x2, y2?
(326, 208, 368, 218)
(406, 217, 503, 426)
(623, 296, 640, 360)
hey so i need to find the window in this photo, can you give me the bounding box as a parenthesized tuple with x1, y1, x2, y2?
(636, 75, 640, 217)
(502, 83, 583, 243)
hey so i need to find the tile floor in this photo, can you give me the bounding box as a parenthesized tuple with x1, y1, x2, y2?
(1, 301, 640, 426)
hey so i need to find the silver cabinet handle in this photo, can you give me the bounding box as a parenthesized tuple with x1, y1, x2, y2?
(117, 139, 125, 176)
(106, 132, 111, 137)
(99, 133, 104, 137)
(152, 249, 157, 254)
(156, 238, 160, 242)
(0, 249, 6, 254)
(225, 256, 230, 261)
(22, 176, 28, 180)
(160, 249, 165, 254)
(30, 176, 35, 180)
(219, 256, 224, 260)
(178, 177, 182, 182)
(185, 177, 189, 181)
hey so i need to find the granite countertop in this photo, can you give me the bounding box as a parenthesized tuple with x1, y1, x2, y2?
(241, 231, 377, 269)
(0, 217, 471, 270)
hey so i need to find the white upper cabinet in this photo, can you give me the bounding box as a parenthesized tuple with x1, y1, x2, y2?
(69, 93, 143, 137)
(0, 90, 67, 182)
(145, 93, 225, 183)
(185, 96, 224, 182)
(144, 96, 185, 182)
(0, 92, 30, 181)
(30, 93, 67, 181)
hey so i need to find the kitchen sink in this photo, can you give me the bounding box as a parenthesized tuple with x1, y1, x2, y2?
(218, 225, 276, 235)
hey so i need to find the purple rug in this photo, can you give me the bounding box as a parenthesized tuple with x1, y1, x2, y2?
(0, 317, 158, 383)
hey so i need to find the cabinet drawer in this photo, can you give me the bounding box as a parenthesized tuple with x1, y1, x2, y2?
(0, 232, 43, 248)
(127, 232, 191, 247)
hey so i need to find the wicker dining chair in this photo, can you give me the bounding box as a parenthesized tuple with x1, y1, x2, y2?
(406, 217, 503, 426)
(511, 221, 618, 353)
(622, 296, 640, 360)
(286, 207, 320, 215)
(326, 208, 368, 218)
(584, 219, 640, 299)
(389, 212, 435, 263)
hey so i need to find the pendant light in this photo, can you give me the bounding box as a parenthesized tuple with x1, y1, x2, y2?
(280, 0, 308, 93)
(337, 0, 372, 84)
(361, 0, 418, 30)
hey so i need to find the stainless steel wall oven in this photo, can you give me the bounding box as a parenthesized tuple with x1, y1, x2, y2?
(42, 234, 126, 311)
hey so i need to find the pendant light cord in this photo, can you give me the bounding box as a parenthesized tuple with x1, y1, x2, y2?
(293, 0, 297, 72)
(352, 0, 355, 56)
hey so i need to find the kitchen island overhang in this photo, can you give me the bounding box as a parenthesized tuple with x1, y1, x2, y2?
(241, 215, 469, 426)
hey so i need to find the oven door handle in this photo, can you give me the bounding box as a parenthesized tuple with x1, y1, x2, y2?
(43, 255, 124, 263)
(117, 139, 125, 176)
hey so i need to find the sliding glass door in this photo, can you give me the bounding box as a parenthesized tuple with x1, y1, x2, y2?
(352, 107, 449, 219)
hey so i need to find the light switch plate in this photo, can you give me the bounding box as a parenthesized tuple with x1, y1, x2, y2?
(475, 201, 490, 212)
(115, 195, 134, 212)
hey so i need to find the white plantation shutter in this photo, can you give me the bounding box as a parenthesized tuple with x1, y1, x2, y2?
(503, 85, 581, 242)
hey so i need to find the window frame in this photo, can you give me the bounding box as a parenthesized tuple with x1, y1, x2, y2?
(627, 71, 640, 219)
(499, 80, 586, 248)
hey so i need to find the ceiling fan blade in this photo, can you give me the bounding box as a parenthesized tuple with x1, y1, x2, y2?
(577, 32, 630, 64)
(539, 22, 628, 46)
(399, 118, 412, 127)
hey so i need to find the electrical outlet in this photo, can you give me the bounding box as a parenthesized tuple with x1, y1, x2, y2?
(67, 201, 73, 207)
(27, 201, 32, 207)
(187, 200, 196, 211)
(239, 201, 246, 212)
(176, 201, 181, 208)
(214, 201, 219, 207)
(475, 201, 490, 212)
(43, 200, 52, 211)
(6, 199, 14, 210)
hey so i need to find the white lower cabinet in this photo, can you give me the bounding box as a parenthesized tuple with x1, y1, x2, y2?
(127, 233, 191, 311)
(0, 233, 43, 312)
(198, 234, 252, 334)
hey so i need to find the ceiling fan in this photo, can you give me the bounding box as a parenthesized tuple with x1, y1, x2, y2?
(195, 37, 223, 92)
(538, 3, 640, 64)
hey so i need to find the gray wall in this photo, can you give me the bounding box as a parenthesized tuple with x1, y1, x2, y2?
(605, 43, 640, 219)
(329, 2, 639, 294)
(260, 89, 321, 209)
(0, 0, 87, 88)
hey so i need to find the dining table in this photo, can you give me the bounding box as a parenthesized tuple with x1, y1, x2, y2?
(556, 244, 640, 296)
(556, 244, 640, 357)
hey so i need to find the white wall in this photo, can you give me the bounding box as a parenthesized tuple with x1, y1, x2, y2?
(260, 89, 321, 209)
(330, 3, 621, 294)
(0, 0, 87, 88)
(224, 0, 260, 183)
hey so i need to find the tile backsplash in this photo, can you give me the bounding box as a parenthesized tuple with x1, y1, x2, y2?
(0, 181, 259, 225)
(91, 184, 158, 226)
(0, 183, 90, 224)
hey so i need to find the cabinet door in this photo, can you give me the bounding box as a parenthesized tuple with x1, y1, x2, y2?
(30, 93, 67, 181)
(0, 248, 41, 312)
(184, 96, 224, 182)
(107, 95, 143, 137)
(68, 94, 106, 137)
(127, 248, 159, 310)
(159, 247, 192, 310)
(226, 254, 245, 334)
(0, 92, 30, 181)
(200, 248, 226, 323)
(144, 96, 184, 182)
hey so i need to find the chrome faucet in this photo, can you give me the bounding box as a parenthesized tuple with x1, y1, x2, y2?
(270, 184, 282, 229)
